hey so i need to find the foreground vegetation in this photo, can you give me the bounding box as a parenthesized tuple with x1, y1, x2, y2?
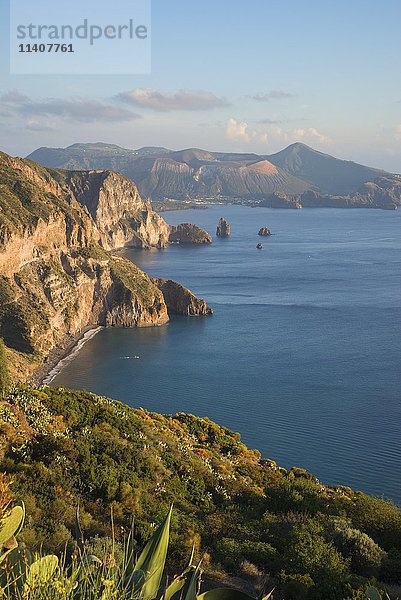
(0, 383, 400, 599)
(0, 489, 394, 599)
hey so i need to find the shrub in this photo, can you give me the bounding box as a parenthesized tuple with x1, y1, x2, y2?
(333, 521, 386, 576)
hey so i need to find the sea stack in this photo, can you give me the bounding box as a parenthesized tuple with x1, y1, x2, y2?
(216, 218, 231, 237)
(256, 243, 263, 249)
(258, 227, 272, 236)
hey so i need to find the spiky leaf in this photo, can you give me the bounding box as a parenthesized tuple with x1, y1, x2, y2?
(132, 506, 172, 600)
(75, 506, 84, 554)
(162, 566, 197, 600)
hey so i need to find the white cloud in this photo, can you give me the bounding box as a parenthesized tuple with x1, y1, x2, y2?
(292, 127, 330, 145)
(394, 125, 401, 141)
(226, 118, 270, 145)
(226, 118, 254, 143)
(270, 126, 330, 146)
(117, 88, 229, 112)
(225, 119, 330, 149)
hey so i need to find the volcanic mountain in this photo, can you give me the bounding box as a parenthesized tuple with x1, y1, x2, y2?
(27, 142, 400, 207)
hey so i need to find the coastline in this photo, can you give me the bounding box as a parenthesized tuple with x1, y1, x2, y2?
(33, 326, 104, 386)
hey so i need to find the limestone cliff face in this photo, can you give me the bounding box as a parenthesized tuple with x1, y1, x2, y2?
(0, 152, 208, 380)
(55, 170, 211, 249)
(153, 279, 213, 316)
(0, 249, 168, 357)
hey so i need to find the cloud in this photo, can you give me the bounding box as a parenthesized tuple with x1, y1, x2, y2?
(26, 118, 53, 132)
(251, 91, 295, 102)
(225, 118, 330, 149)
(226, 118, 268, 144)
(0, 91, 140, 123)
(291, 127, 330, 145)
(395, 125, 401, 141)
(117, 88, 229, 112)
(226, 118, 253, 143)
(0, 90, 30, 104)
(258, 117, 307, 125)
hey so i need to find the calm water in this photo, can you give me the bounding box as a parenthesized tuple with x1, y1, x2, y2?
(53, 206, 401, 503)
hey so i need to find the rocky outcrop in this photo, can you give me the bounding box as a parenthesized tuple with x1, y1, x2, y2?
(259, 192, 302, 209)
(57, 171, 170, 249)
(258, 227, 272, 236)
(216, 218, 231, 237)
(169, 223, 212, 244)
(153, 279, 213, 316)
(0, 151, 209, 381)
(256, 243, 263, 250)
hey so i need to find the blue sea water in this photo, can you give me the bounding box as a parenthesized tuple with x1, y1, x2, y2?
(52, 206, 401, 503)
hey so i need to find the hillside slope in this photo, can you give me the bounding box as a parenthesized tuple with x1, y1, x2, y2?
(27, 142, 400, 205)
(27, 144, 311, 200)
(0, 385, 400, 598)
(266, 143, 387, 195)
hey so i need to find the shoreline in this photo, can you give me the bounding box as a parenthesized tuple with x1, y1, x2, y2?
(33, 326, 104, 386)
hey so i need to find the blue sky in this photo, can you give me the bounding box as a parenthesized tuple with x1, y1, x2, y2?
(1, 0, 401, 171)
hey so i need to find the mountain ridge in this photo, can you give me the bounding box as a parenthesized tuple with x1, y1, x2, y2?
(27, 142, 400, 207)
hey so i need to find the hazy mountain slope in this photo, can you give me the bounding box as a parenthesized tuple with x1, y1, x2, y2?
(27, 142, 399, 204)
(266, 143, 388, 195)
(27, 144, 311, 200)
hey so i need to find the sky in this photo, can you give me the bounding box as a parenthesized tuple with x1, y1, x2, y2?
(1, 0, 401, 171)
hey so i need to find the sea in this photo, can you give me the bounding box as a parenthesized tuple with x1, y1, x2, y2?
(52, 205, 401, 504)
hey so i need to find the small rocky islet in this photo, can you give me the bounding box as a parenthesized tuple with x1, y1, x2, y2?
(216, 217, 231, 237)
(258, 227, 272, 236)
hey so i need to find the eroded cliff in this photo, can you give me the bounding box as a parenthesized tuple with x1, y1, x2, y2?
(0, 152, 210, 381)
(153, 278, 213, 316)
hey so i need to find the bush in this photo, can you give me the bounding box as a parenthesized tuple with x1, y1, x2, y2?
(333, 522, 386, 576)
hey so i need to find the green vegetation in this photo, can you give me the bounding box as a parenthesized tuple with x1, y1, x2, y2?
(0, 339, 9, 399)
(0, 152, 89, 235)
(0, 480, 393, 599)
(0, 386, 400, 598)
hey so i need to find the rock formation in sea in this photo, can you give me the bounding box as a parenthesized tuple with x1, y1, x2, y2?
(216, 218, 231, 237)
(169, 223, 212, 244)
(256, 243, 263, 250)
(258, 192, 302, 209)
(152, 279, 213, 316)
(0, 151, 211, 381)
(258, 227, 272, 236)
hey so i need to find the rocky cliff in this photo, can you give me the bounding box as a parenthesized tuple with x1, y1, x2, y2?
(169, 223, 212, 244)
(216, 218, 231, 237)
(0, 151, 210, 381)
(153, 278, 213, 316)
